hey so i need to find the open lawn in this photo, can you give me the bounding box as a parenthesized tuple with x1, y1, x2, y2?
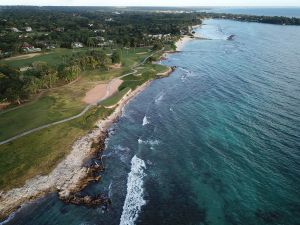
(0, 48, 168, 191)
(1, 47, 151, 69)
(0, 48, 153, 142)
(2, 48, 86, 68)
(119, 63, 169, 91)
(0, 106, 113, 190)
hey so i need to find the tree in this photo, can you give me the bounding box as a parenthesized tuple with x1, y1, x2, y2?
(92, 50, 111, 70)
(152, 42, 163, 51)
(111, 50, 121, 64)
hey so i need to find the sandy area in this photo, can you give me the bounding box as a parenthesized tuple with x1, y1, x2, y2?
(136, 52, 148, 55)
(175, 36, 193, 51)
(82, 83, 107, 104)
(4, 53, 44, 61)
(0, 103, 10, 110)
(82, 79, 123, 105)
(109, 63, 122, 69)
(0, 80, 151, 220)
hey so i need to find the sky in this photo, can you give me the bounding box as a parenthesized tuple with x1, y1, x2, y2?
(0, 0, 299, 6)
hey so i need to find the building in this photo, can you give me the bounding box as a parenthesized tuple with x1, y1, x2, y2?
(105, 18, 114, 22)
(71, 42, 84, 48)
(21, 42, 42, 53)
(25, 26, 32, 32)
(10, 27, 20, 32)
(55, 27, 65, 32)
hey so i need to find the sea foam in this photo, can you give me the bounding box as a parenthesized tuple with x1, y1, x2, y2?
(142, 116, 149, 126)
(119, 155, 146, 225)
(154, 93, 164, 104)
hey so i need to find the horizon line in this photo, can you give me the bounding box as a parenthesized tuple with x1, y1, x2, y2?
(1, 5, 300, 7)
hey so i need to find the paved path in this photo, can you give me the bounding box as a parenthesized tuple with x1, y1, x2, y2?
(0, 50, 161, 145)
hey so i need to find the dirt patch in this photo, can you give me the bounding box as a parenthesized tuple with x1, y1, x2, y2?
(109, 63, 122, 69)
(82, 78, 123, 105)
(108, 78, 123, 96)
(4, 53, 45, 61)
(82, 83, 107, 105)
(0, 102, 10, 110)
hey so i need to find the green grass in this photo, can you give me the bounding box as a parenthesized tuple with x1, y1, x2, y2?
(0, 48, 153, 142)
(2, 48, 88, 68)
(0, 47, 167, 191)
(1, 47, 151, 69)
(0, 105, 113, 190)
(101, 87, 130, 107)
(0, 95, 84, 141)
(119, 63, 169, 91)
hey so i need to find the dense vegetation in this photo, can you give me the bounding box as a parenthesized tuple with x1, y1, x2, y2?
(0, 6, 202, 105)
(202, 12, 300, 25)
(0, 50, 114, 104)
(0, 6, 200, 54)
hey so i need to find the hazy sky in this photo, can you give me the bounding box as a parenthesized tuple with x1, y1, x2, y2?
(0, 0, 299, 6)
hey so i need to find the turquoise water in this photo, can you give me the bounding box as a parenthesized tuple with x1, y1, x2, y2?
(2, 19, 300, 225)
(202, 7, 300, 18)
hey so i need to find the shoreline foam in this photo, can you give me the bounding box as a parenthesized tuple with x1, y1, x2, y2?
(0, 80, 152, 221)
(0, 43, 180, 221)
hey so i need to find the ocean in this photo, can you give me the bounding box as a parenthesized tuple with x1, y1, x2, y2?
(202, 7, 300, 18)
(2, 16, 300, 225)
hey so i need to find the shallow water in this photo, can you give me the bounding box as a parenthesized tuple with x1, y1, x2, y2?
(3, 19, 300, 225)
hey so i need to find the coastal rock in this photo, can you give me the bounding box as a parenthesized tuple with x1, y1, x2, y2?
(0, 80, 151, 221)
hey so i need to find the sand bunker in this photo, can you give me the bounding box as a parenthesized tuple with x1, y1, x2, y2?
(82, 78, 123, 105)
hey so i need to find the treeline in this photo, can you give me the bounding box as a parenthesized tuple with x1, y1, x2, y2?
(200, 12, 300, 25)
(0, 6, 201, 54)
(0, 50, 121, 104)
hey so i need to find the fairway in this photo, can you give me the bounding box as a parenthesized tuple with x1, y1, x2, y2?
(0, 47, 168, 191)
(0, 48, 154, 142)
(2, 48, 86, 68)
(0, 106, 113, 190)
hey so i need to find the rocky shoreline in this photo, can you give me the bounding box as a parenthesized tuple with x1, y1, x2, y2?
(0, 80, 153, 221)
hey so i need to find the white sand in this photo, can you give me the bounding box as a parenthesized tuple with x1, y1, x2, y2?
(175, 36, 193, 51)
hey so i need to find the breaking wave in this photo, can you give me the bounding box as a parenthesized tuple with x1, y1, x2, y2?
(119, 155, 146, 225)
(138, 138, 160, 146)
(154, 93, 164, 104)
(142, 116, 149, 126)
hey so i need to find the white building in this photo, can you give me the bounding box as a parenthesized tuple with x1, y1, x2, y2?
(11, 27, 20, 32)
(25, 27, 32, 32)
(72, 42, 84, 48)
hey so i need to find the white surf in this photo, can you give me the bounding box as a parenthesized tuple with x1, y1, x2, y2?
(119, 155, 147, 225)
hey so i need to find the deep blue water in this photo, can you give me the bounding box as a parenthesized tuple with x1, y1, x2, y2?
(2, 19, 300, 225)
(202, 7, 300, 18)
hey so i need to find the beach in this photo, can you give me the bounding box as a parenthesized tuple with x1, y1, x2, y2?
(175, 35, 193, 51)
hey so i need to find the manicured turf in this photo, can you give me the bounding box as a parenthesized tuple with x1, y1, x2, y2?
(0, 106, 113, 190)
(2, 48, 86, 68)
(119, 64, 169, 91)
(0, 48, 153, 142)
(1, 47, 151, 69)
(0, 48, 168, 191)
